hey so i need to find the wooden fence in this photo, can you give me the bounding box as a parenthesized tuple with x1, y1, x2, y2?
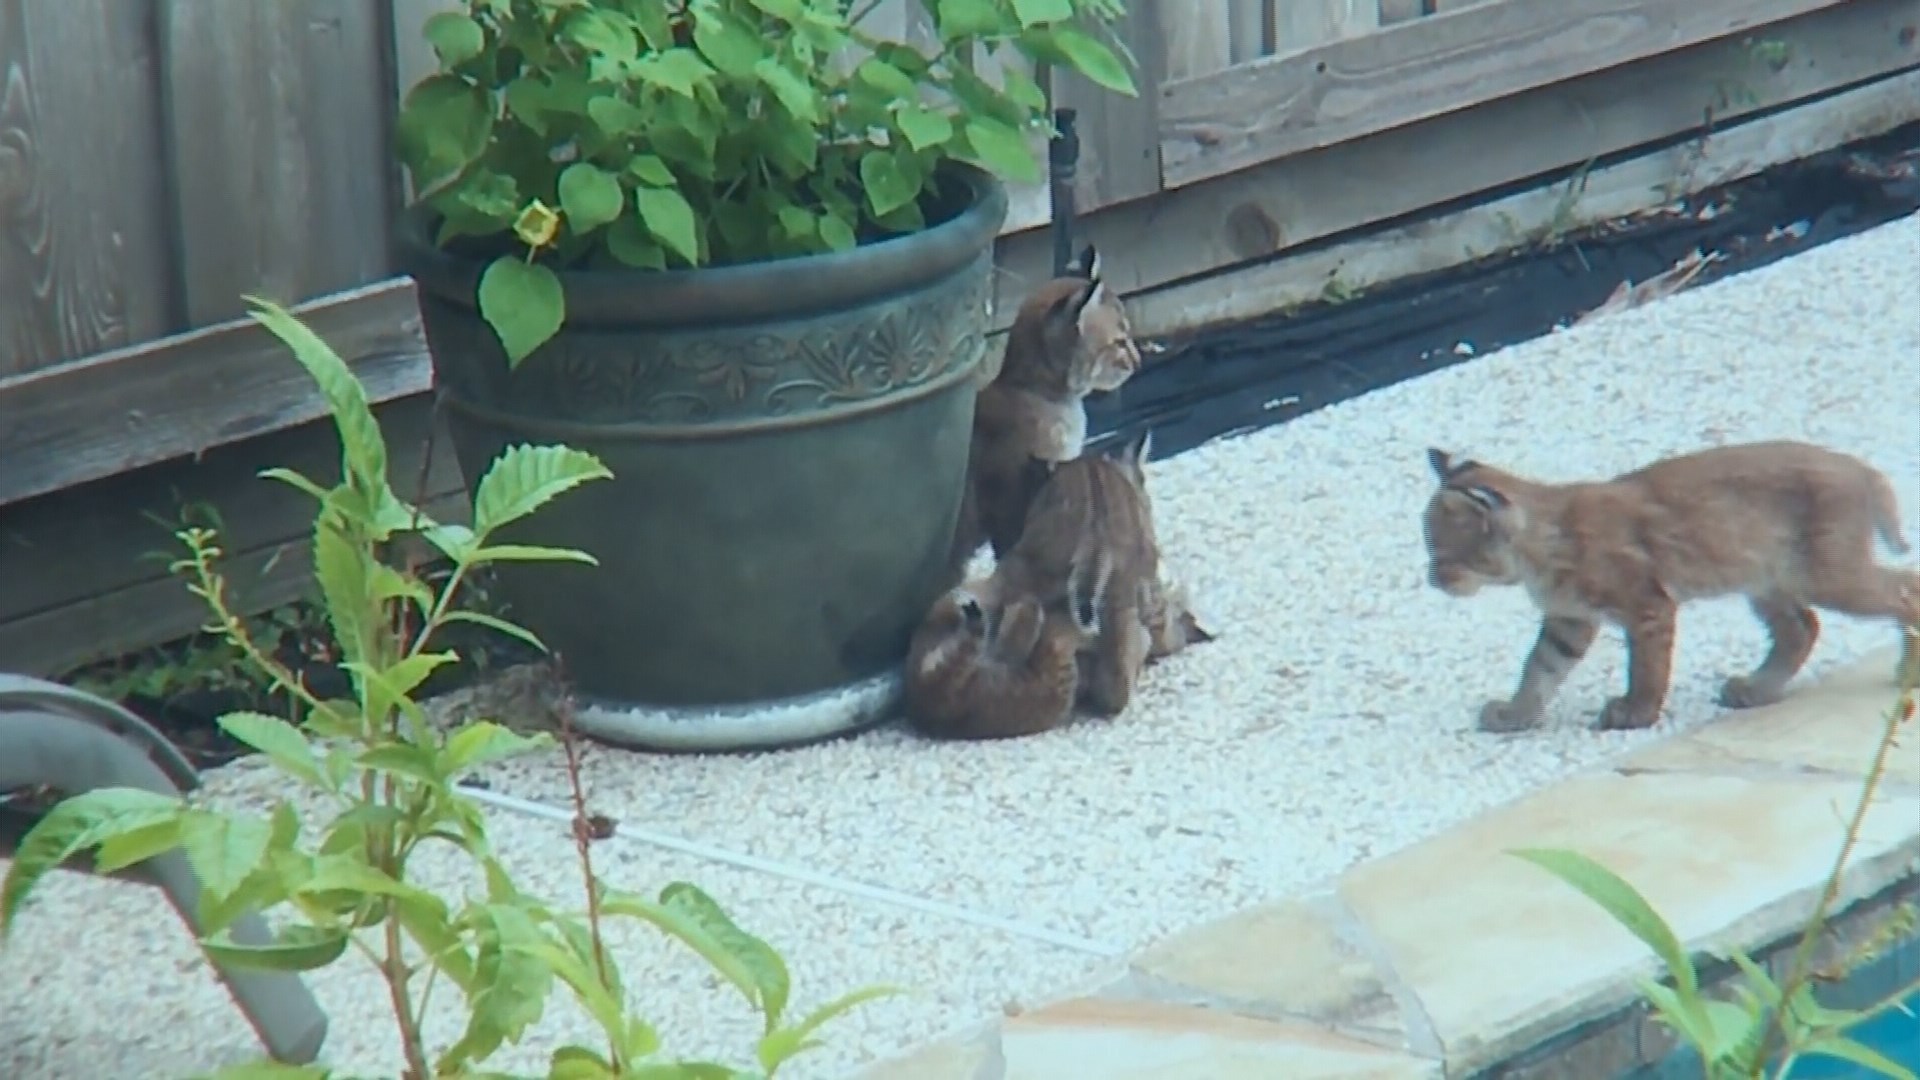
(3, 0, 1917, 678)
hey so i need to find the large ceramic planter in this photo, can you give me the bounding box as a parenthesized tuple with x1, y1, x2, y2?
(396, 165, 1007, 752)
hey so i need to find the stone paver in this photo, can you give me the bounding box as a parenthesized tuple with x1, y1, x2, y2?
(1128, 896, 1410, 1046)
(852, 652, 1920, 1079)
(998, 999, 1438, 1079)
(1618, 646, 1918, 788)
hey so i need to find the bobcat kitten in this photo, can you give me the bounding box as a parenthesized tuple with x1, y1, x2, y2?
(989, 428, 1214, 718)
(903, 565, 1102, 740)
(948, 243, 1142, 583)
(1422, 441, 1919, 733)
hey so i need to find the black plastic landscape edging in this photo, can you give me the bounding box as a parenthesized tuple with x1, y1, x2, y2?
(1091, 119, 1920, 463)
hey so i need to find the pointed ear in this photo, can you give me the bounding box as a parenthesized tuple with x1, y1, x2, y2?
(1074, 242, 1100, 280)
(1071, 278, 1109, 329)
(1427, 447, 1454, 480)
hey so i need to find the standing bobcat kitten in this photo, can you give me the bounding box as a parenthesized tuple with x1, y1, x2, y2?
(1422, 441, 1919, 733)
(903, 564, 1102, 740)
(988, 428, 1214, 718)
(947, 243, 1142, 583)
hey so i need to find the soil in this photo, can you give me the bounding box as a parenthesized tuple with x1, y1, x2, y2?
(11, 119, 1920, 798)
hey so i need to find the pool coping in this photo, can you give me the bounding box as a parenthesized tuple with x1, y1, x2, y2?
(850, 644, 1920, 1079)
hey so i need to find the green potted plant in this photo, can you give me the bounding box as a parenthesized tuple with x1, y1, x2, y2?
(391, 0, 1136, 751)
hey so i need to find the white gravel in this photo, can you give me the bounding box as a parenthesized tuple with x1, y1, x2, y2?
(4, 211, 1917, 1078)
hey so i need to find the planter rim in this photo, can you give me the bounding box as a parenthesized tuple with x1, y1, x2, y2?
(396, 162, 1009, 330)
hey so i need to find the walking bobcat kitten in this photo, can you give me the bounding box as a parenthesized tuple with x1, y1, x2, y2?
(1422, 440, 1919, 733)
(947, 243, 1142, 583)
(906, 429, 1213, 738)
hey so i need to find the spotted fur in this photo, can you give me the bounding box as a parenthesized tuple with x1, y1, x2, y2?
(1422, 441, 1919, 733)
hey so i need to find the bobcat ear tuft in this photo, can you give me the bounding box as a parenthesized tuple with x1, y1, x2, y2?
(1427, 447, 1454, 479)
(1071, 242, 1100, 281)
(1070, 277, 1107, 322)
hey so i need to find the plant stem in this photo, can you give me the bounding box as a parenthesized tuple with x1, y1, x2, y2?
(1755, 632, 1917, 1070)
(555, 665, 618, 1067)
(382, 895, 433, 1080)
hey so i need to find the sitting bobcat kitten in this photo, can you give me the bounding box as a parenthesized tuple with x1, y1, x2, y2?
(947, 243, 1142, 584)
(903, 566, 1101, 740)
(1422, 441, 1919, 733)
(989, 428, 1214, 718)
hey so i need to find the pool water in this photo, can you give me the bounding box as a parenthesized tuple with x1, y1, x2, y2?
(1788, 989, 1920, 1078)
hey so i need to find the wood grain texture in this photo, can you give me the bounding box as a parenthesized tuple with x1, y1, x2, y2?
(986, 0, 1920, 329)
(161, 0, 393, 327)
(1049, 0, 1166, 214)
(1273, 0, 1382, 53)
(1123, 63, 1920, 340)
(0, 0, 174, 378)
(1159, 0, 1849, 187)
(1165, 1, 1234, 80)
(0, 394, 468, 677)
(0, 277, 433, 507)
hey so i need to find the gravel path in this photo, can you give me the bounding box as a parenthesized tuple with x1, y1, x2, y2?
(4, 211, 1916, 1079)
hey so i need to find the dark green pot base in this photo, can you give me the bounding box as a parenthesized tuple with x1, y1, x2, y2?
(569, 670, 902, 754)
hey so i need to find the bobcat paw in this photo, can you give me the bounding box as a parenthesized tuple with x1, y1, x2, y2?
(1595, 696, 1659, 731)
(1717, 675, 1785, 709)
(1476, 700, 1538, 733)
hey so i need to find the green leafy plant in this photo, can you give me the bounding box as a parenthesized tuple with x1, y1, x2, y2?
(1511, 628, 1920, 1080)
(0, 297, 894, 1078)
(395, 0, 1138, 364)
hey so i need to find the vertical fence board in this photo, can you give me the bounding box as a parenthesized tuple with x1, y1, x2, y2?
(1377, 0, 1431, 23)
(1273, 0, 1383, 54)
(1227, 0, 1266, 61)
(1166, 0, 1235, 79)
(0, 0, 173, 378)
(161, 0, 394, 327)
(1052, 0, 1163, 214)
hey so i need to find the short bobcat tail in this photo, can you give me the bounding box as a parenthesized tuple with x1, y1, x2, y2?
(1871, 472, 1911, 555)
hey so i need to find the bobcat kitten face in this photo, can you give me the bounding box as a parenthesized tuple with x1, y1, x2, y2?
(1422, 449, 1525, 596)
(1014, 243, 1141, 398)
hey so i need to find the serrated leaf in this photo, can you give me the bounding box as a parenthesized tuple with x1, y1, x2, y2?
(635, 185, 702, 266)
(202, 923, 350, 973)
(963, 116, 1042, 183)
(860, 150, 920, 218)
(424, 11, 486, 66)
(548, 1046, 617, 1080)
(557, 163, 625, 232)
(658, 882, 790, 1028)
(216, 711, 329, 789)
(311, 506, 371, 668)
(245, 298, 388, 499)
(895, 104, 954, 151)
(1051, 26, 1136, 95)
(179, 809, 275, 907)
(471, 444, 613, 538)
(92, 817, 186, 875)
(477, 257, 565, 367)
(199, 1061, 331, 1080)
(1010, 0, 1073, 26)
(2, 788, 185, 933)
